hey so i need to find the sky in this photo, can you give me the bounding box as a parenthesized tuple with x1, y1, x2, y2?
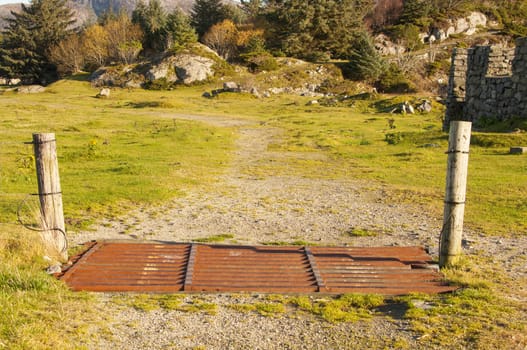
(0, 0, 28, 5)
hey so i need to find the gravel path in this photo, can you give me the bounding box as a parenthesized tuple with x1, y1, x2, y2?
(74, 114, 527, 349)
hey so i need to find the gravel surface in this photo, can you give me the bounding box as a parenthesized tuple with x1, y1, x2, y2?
(73, 114, 527, 349)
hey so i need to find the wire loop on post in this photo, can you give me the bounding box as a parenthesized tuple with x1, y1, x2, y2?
(16, 193, 68, 257)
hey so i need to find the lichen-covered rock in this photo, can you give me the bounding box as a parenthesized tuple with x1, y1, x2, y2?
(145, 53, 215, 85)
(174, 54, 215, 84)
(145, 60, 175, 82)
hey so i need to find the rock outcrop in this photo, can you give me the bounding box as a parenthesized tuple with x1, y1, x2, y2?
(375, 34, 406, 56)
(90, 44, 220, 87)
(71, 0, 194, 18)
(90, 66, 142, 87)
(427, 11, 488, 43)
(146, 54, 215, 85)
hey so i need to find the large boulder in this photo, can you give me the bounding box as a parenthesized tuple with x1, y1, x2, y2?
(223, 81, 240, 92)
(174, 54, 215, 84)
(145, 60, 174, 82)
(451, 12, 487, 36)
(146, 53, 216, 85)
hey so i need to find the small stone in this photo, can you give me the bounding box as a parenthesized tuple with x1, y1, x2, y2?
(416, 100, 433, 113)
(17, 85, 46, 94)
(411, 300, 434, 310)
(421, 143, 440, 148)
(223, 81, 240, 92)
(46, 264, 62, 274)
(250, 87, 261, 98)
(97, 88, 110, 98)
(510, 147, 526, 154)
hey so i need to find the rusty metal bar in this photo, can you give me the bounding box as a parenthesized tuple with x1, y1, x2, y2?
(60, 241, 102, 283)
(304, 246, 326, 292)
(183, 244, 197, 291)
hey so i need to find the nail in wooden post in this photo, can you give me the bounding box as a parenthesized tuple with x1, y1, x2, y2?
(33, 133, 68, 262)
(439, 121, 471, 267)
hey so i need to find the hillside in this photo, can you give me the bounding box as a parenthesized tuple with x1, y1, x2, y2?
(73, 0, 195, 17)
(0, 3, 20, 29)
(0, 0, 194, 29)
(1, 0, 526, 96)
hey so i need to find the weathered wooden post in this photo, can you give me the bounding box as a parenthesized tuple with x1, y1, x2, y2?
(33, 133, 68, 262)
(439, 121, 471, 267)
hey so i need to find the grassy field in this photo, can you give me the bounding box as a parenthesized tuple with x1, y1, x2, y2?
(3, 76, 525, 235)
(1, 76, 526, 348)
(0, 77, 234, 229)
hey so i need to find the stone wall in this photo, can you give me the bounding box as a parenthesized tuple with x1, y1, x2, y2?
(444, 37, 527, 129)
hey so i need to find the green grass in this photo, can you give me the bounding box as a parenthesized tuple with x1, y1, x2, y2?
(1, 82, 521, 223)
(1, 78, 234, 348)
(0, 79, 234, 229)
(288, 294, 384, 323)
(391, 257, 527, 349)
(0, 227, 104, 349)
(193, 233, 234, 243)
(346, 227, 378, 237)
(226, 294, 383, 321)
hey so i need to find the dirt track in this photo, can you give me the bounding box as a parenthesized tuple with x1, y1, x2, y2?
(75, 114, 527, 349)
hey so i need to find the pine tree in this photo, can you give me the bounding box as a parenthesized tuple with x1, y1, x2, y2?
(240, 0, 263, 22)
(0, 0, 75, 84)
(165, 9, 198, 51)
(132, 0, 167, 52)
(264, 0, 374, 60)
(191, 0, 227, 38)
(347, 30, 387, 82)
(398, 0, 427, 25)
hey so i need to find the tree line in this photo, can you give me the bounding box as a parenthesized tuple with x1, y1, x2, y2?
(1, 0, 526, 86)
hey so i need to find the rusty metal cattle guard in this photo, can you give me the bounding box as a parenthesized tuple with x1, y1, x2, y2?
(59, 241, 457, 295)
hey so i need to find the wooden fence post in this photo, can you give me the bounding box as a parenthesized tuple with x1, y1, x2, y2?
(439, 121, 472, 267)
(33, 133, 68, 262)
